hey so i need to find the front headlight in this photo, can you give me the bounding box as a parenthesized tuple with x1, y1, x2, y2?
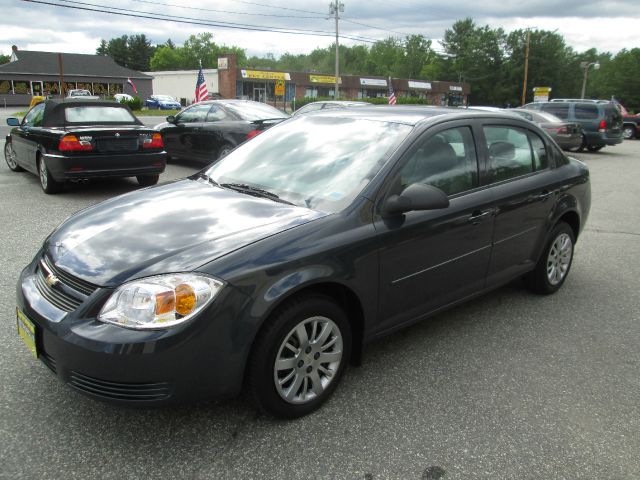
(98, 274, 224, 330)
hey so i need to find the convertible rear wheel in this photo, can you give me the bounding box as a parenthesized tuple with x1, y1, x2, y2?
(4, 141, 23, 172)
(525, 221, 575, 295)
(136, 174, 160, 187)
(38, 155, 63, 194)
(247, 294, 351, 418)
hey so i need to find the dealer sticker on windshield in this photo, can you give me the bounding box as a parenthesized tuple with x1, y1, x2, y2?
(16, 308, 38, 358)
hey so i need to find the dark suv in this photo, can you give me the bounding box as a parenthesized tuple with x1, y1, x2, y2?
(521, 100, 623, 151)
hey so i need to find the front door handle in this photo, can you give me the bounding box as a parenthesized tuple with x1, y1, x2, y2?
(537, 190, 553, 200)
(467, 209, 493, 224)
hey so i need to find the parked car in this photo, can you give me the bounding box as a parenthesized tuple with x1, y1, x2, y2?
(622, 112, 640, 139)
(114, 93, 134, 103)
(15, 107, 590, 418)
(155, 99, 289, 163)
(66, 89, 99, 99)
(144, 95, 182, 110)
(510, 109, 583, 151)
(4, 99, 166, 193)
(292, 100, 370, 116)
(522, 100, 623, 151)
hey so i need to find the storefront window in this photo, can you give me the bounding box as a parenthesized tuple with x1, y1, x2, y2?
(0, 80, 12, 94)
(63, 82, 76, 94)
(93, 83, 109, 95)
(44, 81, 60, 95)
(359, 89, 386, 99)
(77, 82, 92, 93)
(13, 81, 30, 94)
(109, 83, 123, 94)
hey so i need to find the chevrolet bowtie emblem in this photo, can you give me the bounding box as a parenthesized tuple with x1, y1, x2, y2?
(115, 132, 120, 137)
(45, 273, 60, 287)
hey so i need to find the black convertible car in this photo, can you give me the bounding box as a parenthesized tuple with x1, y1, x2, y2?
(155, 99, 288, 164)
(16, 107, 590, 418)
(4, 99, 166, 193)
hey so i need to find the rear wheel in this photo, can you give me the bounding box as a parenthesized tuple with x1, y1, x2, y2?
(217, 144, 233, 160)
(38, 154, 63, 194)
(4, 141, 23, 171)
(247, 294, 351, 418)
(136, 174, 160, 187)
(574, 134, 586, 152)
(586, 145, 604, 152)
(525, 221, 575, 295)
(623, 125, 635, 139)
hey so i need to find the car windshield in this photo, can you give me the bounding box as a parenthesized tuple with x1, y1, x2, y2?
(205, 115, 412, 212)
(155, 95, 175, 101)
(64, 106, 138, 123)
(223, 102, 288, 120)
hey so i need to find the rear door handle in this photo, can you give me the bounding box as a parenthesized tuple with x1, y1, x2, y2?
(537, 190, 553, 200)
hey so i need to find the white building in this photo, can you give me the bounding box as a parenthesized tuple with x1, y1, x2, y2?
(144, 69, 219, 104)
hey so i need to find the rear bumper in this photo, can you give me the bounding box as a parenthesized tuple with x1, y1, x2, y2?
(584, 131, 623, 147)
(554, 133, 583, 150)
(43, 151, 166, 181)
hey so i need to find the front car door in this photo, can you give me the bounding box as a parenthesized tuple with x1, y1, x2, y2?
(161, 103, 213, 161)
(11, 103, 46, 173)
(480, 121, 558, 286)
(374, 121, 495, 334)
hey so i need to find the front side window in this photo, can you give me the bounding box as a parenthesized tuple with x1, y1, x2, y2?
(396, 126, 479, 196)
(484, 126, 543, 182)
(206, 106, 228, 122)
(23, 103, 45, 126)
(176, 104, 211, 123)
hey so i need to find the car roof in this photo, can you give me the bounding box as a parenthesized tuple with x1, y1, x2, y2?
(298, 105, 529, 126)
(41, 98, 139, 126)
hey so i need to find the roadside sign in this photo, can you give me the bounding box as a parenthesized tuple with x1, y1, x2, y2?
(275, 81, 285, 96)
(533, 86, 552, 102)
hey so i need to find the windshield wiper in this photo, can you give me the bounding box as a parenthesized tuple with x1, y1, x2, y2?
(220, 182, 295, 205)
(197, 172, 219, 187)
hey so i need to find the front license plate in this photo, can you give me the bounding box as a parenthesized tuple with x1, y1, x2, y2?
(16, 308, 38, 358)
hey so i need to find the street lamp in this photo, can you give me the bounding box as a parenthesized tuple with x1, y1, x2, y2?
(580, 61, 600, 99)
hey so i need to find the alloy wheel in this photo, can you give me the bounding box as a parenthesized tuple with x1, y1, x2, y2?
(39, 156, 48, 190)
(273, 316, 343, 404)
(546, 233, 573, 285)
(5, 143, 18, 169)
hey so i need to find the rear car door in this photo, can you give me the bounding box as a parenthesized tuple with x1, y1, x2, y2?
(198, 105, 235, 162)
(480, 121, 558, 287)
(375, 121, 495, 332)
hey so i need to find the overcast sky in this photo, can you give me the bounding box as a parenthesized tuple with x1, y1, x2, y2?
(2, 0, 639, 60)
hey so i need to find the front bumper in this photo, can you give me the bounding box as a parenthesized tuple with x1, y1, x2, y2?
(16, 254, 251, 406)
(43, 151, 166, 182)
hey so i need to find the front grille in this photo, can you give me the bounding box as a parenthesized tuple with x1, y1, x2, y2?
(95, 138, 139, 153)
(68, 371, 172, 402)
(35, 256, 98, 312)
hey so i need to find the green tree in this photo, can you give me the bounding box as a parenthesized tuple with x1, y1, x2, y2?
(127, 34, 155, 71)
(106, 35, 129, 67)
(96, 39, 108, 56)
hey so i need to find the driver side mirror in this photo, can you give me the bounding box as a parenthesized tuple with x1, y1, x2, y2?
(382, 183, 449, 217)
(166, 115, 176, 124)
(6, 117, 20, 127)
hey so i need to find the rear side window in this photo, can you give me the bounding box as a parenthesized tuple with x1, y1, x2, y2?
(484, 126, 543, 181)
(574, 103, 599, 119)
(540, 103, 569, 120)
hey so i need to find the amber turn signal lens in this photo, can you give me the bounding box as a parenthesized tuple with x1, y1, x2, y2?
(175, 284, 196, 316)
(155, 290, 176, 315)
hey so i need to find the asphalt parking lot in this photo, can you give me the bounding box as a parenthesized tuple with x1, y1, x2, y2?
(1, 111, 639, 479)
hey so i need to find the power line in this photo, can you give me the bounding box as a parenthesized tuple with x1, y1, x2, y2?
(129, 0, 327, 19)
(23, 0, 379, 43)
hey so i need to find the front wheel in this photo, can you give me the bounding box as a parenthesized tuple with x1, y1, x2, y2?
(4, 141, 23, 171)
(38, 155, 63, 194)
(136, 174, 159, 187)
(525, 221, 575, 295)
(247, 295, 351, 418)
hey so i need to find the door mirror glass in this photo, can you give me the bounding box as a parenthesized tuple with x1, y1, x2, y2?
(6, 117, 20, 127)
(383, 183, 449, 216)
(166, 115, 176, 124)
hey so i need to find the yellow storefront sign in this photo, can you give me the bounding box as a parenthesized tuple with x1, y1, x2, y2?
(241, 70, 291, 81)
(275, 81, 285, 96)
(309, 75, 341, 84)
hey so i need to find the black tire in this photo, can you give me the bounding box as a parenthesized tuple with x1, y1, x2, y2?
(525, 221, 575, 295)
(247, 294, 352, 418)
(575, 134, 586, 152)
(4, 141, 24, 172)
(217, 144, 233, 160)
(623, 125, 635, 140)
(136, 174, 160, 187)
(38, 154, 63, 194)
(586, 145, 604, 152)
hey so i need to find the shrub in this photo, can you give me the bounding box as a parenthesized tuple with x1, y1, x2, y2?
(121, 96, 143, 111)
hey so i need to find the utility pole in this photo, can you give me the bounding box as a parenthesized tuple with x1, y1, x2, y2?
(329, 1, 344, 99)
(580, 61, 600, 99)
(521, 29, 530, 106)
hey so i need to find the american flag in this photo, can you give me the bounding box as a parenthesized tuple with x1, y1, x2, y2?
(195, 67, 208, 103)
(388, 79, 396, 105)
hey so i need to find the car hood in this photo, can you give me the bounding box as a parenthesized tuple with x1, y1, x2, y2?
(44, 178, 326, 287)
